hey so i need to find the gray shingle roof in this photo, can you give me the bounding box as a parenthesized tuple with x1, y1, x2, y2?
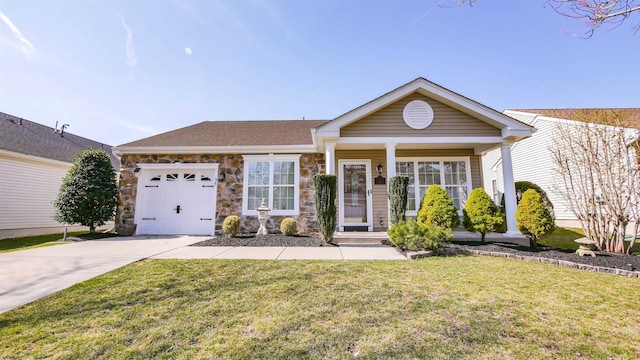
(118, 120, 329, 147)
(0, 112, 118, 168)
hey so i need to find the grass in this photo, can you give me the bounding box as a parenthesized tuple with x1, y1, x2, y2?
(539, 227, 640, 254)
(0, 232, 85, 253)
(537, 227, 585, 250)
(1, 258, 639, 359)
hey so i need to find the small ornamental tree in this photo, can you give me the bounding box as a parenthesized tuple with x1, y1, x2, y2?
(463, 188, 503, 242)
(516, 189, 555, 247)
(53, 149, 117, 233)
(417, 185, 460, 230)
(389, 176, 409, 225)
(313, 174, 337, 244)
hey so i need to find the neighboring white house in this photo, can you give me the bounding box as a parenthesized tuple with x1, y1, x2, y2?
(483, 108, 640, 228)
(0, 112, 118, 239)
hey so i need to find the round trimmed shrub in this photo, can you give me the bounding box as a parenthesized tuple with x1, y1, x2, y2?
(417, 185, 460, 230)
(463, 188, 503, 242)
(280, 218, 298, 236)
(222, 215, 241, 237)
(516, 189, 555, 246)
(501, 181, 554, 219)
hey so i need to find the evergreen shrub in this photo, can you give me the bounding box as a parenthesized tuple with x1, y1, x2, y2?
(53, 149, 117, 233)
(417, 185, 460, 229)
(313, 174, 337, 244)
(222, 215, 241, 237)
(280, 218, 298, 236)
(516, 189, 555, 246)
(463, 188, 503, 242)
(389, 176, 409, 225)
(387, 219, 452, 251)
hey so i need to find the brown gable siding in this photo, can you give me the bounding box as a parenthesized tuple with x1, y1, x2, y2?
(340, 93, 502, 137)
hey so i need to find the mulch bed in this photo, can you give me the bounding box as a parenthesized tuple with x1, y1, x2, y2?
(192, 234, 330, 247)
(445, 241, 639, 272)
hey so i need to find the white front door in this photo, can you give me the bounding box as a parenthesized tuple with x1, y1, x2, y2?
(338, 160, 373, 231)
(135, 168, 217, 235)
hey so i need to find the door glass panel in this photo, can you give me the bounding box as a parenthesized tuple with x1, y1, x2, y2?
(343, 164, 367, 224)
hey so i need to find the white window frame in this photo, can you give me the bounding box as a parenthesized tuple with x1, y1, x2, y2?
(242, 154, 300, 216)
(395, 157, 473, 216)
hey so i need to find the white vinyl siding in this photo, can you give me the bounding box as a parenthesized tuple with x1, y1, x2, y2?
(0, 153, 71, 230)
(483, 112, 581, 222)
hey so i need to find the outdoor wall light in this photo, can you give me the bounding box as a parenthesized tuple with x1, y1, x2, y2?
(376, 163, 383, 176)
(218, 171, 226, 182)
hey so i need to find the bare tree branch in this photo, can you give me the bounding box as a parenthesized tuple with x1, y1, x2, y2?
(549, 110, 640, 254)
(455, 0, 640, 37)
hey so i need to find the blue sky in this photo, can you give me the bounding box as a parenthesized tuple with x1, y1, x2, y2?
(1, 0, 639, 146)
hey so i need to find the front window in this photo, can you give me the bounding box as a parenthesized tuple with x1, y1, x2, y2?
(243, 155, 300, 215)
(396, 157, 471, 214)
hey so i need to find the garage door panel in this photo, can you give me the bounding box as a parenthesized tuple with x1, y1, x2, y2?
(135, 169, 217, 235)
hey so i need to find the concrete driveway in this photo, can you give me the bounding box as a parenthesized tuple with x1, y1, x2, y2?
(0, 236, 406, 314)
(0, 236, 208, 314)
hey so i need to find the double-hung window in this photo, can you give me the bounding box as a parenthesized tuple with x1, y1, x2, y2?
(242, 155, 300, 216)
(395, 157, 472, 215)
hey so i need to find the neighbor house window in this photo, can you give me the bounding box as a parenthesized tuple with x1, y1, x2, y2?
(242, 154, 300, 216)
(396, 157, 472, 214)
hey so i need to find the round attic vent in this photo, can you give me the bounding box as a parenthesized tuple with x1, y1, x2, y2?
(402, 100, 434, 129)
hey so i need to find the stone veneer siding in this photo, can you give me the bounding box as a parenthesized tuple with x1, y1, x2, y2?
(115, 153, 325, 236)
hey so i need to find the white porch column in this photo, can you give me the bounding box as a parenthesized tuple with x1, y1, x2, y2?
(385, 143, 397, 178)
(501, 142, 520, 237)
(325, 142, 336, 175)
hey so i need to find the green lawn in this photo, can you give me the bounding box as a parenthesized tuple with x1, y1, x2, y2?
(537, 227, 585, 250)
(539, 227, 640, 254)
(0, 232, 85, 253)
(1, 258, 638, 359)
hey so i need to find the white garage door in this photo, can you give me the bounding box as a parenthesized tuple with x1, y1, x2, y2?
(135, 168, 217, 235)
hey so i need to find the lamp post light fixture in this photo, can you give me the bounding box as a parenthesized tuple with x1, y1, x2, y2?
(256, 199, 270, 235)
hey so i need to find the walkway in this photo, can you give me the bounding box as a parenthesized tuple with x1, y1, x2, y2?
(152, 244, 406, 260)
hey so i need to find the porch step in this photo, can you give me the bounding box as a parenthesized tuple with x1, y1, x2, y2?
(334, 231, 389, 245)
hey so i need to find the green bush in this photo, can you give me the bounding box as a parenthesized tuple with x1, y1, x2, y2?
(387, 219, 452, 251)
(417, 185, 460, 230)
(53, 149, 117, 233)
(516, 189, 555, 246)
(222, 215, 241, 237)
(313, 174, 337, 244)
(389, 176, 409, 225)
(463, 188, 503, 242)
(501, 181, 554, 219)
(280, 218, 298, 236)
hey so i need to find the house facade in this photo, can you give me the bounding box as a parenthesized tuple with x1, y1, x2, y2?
(0, 112, 118, 239)
(483, 108, 640, 228)
(114, 78, 534, 237)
